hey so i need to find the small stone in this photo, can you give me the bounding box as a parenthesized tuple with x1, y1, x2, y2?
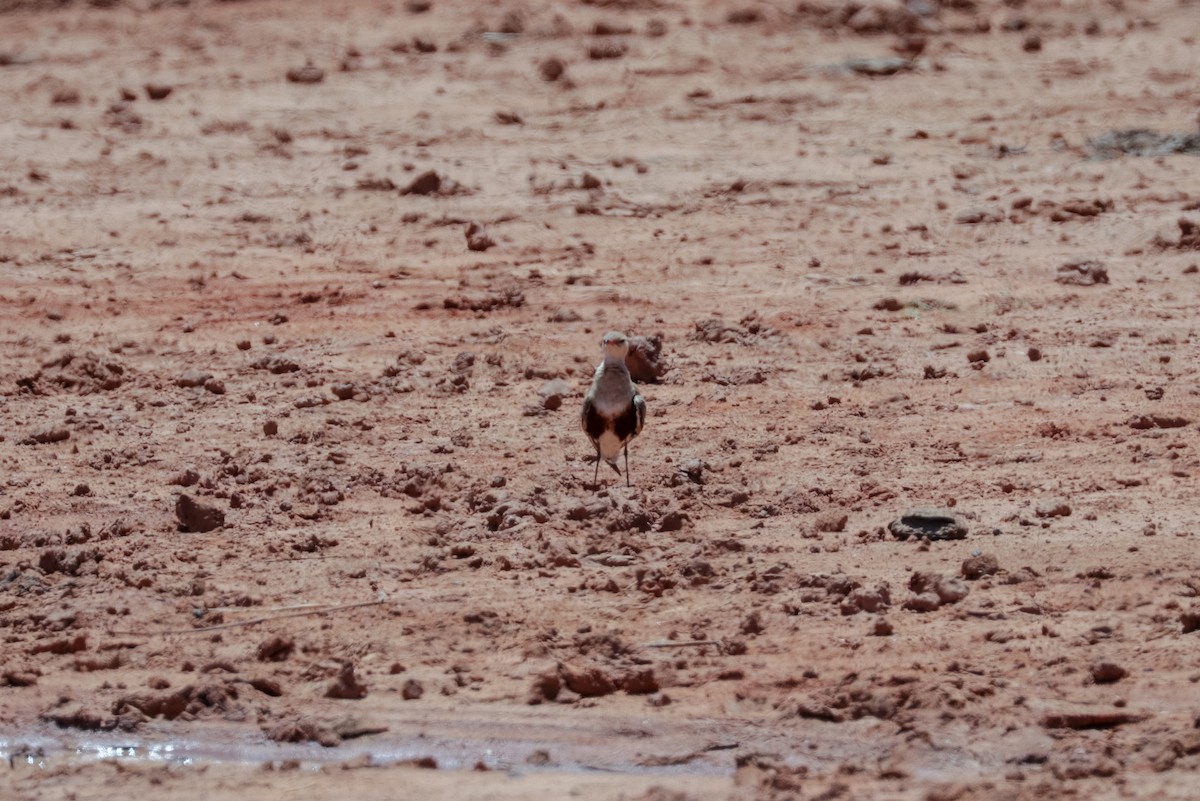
(527, 669, 561, 705)
(679, 458, 704, 484)
(526, 749, 552, 766)
(870, 617, 894, 636)
(72, 483, 91, 496)
(401, 678, 424, 700)
(962, 553, 1000, 580)
(903, 592, 941, 613)
(849, 585, 891, 614)
(169, 469, 200, 487)
(236, 339, 252, 350)
(955, 208, 1002, 225)
(909, 571, 969, 605)
(538, 379, 571, 411)
(465, 221, 495, 252)
(203, 378, 226, 395)
(1057, 260, 1109, 286)
(256, 635, 295, 662)
(23, 427, 70, 445)
(815, 512, 848, 533)
(618, 668, 660, 695)
(1035, 501, 1071, 518)
(560, 662, 617, 697)
(1023, 34, 1042, 52)
(1090, 662, 1127, 685)
(331, 383, 356, 401)
(144, 83, 172, 100)
(933, 576, 969, 604)
(402, 170, 441, 196)
(539, 57, 566, 82)
(1180, 608, 1200, 634)
(176, 370, 211, 388)
(263, 420, 279, 436)
(286, 63, 325, 84)
(657, 511, 686, 532)
(889, 509, 968, 541)
(325, 663, 368, 700)
(253, 355, 299, 374)
(845, 56, 914, 76)
(175, 494, 225, 533)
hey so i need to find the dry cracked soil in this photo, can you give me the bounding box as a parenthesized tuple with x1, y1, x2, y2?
(2, 0, 1200, 799)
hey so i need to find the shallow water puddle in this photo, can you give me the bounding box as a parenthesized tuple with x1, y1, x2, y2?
(1, 711, 1005, 781)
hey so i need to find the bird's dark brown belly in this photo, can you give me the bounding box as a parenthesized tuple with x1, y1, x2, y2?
(612, 404, 639, 441)
(584, 405, 608, 441)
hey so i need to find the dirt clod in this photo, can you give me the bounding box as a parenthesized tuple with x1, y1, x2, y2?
(286, 63, 325, 84)
(325, 663, 368, 700)
(539, 57, 566, 82)
(175, 494, 225, 533)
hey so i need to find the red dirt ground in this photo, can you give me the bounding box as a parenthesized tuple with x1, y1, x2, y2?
(2, 0, 1200, 798)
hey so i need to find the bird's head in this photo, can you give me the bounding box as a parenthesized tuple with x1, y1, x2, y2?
(600, 330, 630, 360)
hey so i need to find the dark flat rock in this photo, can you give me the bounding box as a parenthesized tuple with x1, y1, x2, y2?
(889, 508, 968, 541)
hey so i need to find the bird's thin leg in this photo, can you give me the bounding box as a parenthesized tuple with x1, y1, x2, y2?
(593, 444, 601, 488)
(624, 444, 631, 487)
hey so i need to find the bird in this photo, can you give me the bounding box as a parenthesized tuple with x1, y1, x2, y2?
(581, 331, 646, 487)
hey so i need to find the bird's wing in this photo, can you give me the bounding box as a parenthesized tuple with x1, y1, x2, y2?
(581, 394, 608, 441)
(580, 393, 594, 433)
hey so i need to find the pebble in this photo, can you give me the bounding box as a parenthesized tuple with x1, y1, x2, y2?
(286, 63, 325, 84)
(144, 83, 172, 100)
(888, 509, 968, 541)
(1090, 662, 1127, 685)
(22, 427, 70, 445)
(909, 571, 969, 606)
(539, 57, 566, 82)
(177, 370, 211, 388)
(253, 355, 299, 374)
(962, 552, 1000, 580)
(402, 170, 442, 196)
(538, 379, 571, 411)
(175, 494, 225, 533)
(955, 208, 1003, 225)
(844, 56, 913, 76)
(903, 592, 941, 613)
(1057, 260, 1109, 286)
(169, 469, 200, 486)
(325, 663, 368, 699)
(465, 221, 495, 252)
(1035, 501, 1071, 518)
